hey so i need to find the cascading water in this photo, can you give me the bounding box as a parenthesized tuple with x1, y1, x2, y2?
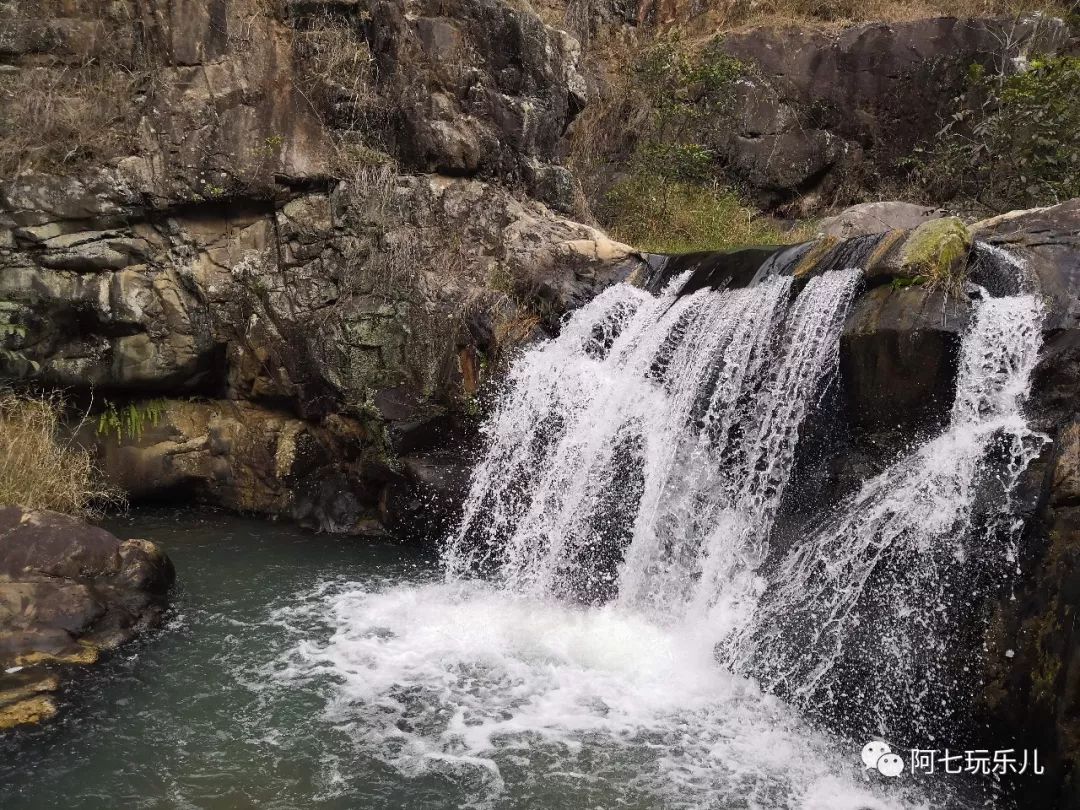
(278, 256, 1045, 809)
(445, 270, 860, 623)
(740, 292, 1047, 738)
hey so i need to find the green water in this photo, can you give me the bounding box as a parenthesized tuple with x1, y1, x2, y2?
(0, 509, 973, 810)
(0, 509, 447, 810)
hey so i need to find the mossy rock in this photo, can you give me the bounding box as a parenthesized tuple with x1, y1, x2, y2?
(897, 217, 973, 286)
(791, 236, 840, 278)
(0, 695, 57, 729)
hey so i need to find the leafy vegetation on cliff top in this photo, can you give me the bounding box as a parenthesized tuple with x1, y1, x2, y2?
(909, 56, 1080, 209)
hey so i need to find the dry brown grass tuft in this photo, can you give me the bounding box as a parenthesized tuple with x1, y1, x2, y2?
(0, 390, 123, 518)
(0, 62, 142, 177)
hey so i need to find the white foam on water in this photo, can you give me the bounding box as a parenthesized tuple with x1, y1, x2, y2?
(273, 578, 928, 809)
(273, 271, 1042, 808)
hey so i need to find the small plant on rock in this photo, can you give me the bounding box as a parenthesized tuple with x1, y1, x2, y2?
(96, 399, 167, 445)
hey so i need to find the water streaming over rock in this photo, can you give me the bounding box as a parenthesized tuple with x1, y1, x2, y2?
(739, 292, 1047, 737)
(279, 256, 1044, 809)
(445, 270, 861, 625)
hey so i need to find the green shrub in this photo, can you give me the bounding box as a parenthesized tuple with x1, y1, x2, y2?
(635, 36, 747, 140)
(912, 56, 1080, 208)
(635, 141, 715, 182)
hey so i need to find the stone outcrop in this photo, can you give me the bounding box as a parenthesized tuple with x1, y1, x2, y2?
(0, 0, 643, 537)
(0, 170, 639, 535)
(0, 506, 174, 728)
(635, 16, 1071, 211)
(956, 200, 1080, 808)
(817, 201, 946, 239)
(766, 198, 1080, 807)
(366, 0, 587, 203)
(736, 16, 1070, 208)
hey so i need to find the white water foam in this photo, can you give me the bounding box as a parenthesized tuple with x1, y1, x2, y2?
(276, 270, 1042, 808)
(273, 578, 927, 809)
(445, 271, 861, 643)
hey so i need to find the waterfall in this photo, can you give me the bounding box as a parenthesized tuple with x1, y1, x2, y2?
(444, 271, 861, 632)
(280, 256, 1046, 810)
(443, 267, 1045, 738)
(739, 292, 1047, 736)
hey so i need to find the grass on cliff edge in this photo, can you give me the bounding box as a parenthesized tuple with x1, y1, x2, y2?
(0, 391, 121, 518)
(603, 174, 815, 254)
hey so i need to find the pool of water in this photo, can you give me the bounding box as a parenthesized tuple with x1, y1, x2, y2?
(0, 509, 985, 809)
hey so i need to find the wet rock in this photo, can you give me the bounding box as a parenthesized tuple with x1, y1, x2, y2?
(974, 199, 1080, 334)
(970, 200, 1080, 808)
(841, 285, 970, 438)
(0, 506, 174, 729)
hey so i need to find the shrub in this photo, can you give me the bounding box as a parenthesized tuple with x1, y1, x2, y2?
(0, 390, 122, 518)
(603, 173, 813, 254)
(0, 62, 143, 176)
(912, 56, 1080, 208)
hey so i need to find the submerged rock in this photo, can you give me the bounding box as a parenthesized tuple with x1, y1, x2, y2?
(0, 506, 174, 729)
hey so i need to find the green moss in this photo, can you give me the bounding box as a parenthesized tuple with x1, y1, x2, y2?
(890, 275, 927, 290)
(791, 236, 839, 278)
(898, 217, 972, 289)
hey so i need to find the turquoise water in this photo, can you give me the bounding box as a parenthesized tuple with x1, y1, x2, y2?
(0, 509, 981, 810)
(0, 509, 448, 810)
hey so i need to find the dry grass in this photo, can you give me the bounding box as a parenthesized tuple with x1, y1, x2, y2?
(294, 18, 375, 118)
(637, 0, 1074, 31)
(0, 390, 123, 518)
(0, 62, 142, 177)
(604, 175, 817, 253)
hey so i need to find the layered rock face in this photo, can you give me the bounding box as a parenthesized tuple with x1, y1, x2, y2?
(1, 0, 1080, 799)
(0, 0, 643, 537)
(0, 506, 174, 728)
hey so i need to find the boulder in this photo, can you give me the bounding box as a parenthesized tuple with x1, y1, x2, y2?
(694, 17, 1070, 208)
(840, 284, 971, 438)
(818, 202, 946, 239)
(974, 199, 1080, 333)
(0, 506, 174, 729)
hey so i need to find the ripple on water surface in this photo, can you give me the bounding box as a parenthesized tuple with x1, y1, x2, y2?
(0, 509, 952, 809)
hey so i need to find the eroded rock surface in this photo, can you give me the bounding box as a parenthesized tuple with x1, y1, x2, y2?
(0, 0, 644, 538)
(0, 506, 174, 729)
